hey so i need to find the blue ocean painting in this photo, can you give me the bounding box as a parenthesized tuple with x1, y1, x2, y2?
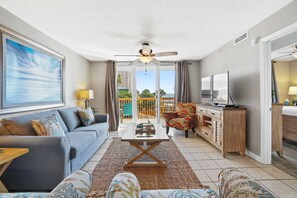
(4, 38, 62, 107)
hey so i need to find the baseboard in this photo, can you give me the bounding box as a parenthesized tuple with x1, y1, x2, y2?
(246, 149, 268, 164)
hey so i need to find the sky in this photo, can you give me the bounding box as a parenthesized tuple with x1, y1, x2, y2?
(136, 70, 175, 94)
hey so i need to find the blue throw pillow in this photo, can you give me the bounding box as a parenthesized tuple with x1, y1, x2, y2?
(77, 108, 95, 126)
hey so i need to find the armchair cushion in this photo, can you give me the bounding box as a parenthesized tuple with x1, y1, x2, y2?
(163, 112, 178, 126)
(164, 103, 196, 131)
(106, 172, 141, 198)
(218, 168, 276, 198)
(176, 102, 196, 117)
(47, 170, 92, 198)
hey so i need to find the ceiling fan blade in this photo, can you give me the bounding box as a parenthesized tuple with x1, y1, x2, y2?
(278, 51, 294, 54)
(151, 58, 160, 65)
(152, 51, 178, 57)
(114, 55, 140, 57)
(129, 58, 140, 65)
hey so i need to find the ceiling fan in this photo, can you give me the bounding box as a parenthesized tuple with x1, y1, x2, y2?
(278, 44, 297, 58)
(115, 43, 178, 65)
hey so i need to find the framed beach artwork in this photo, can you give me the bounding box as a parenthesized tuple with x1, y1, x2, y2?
(0, 26, 65, 114)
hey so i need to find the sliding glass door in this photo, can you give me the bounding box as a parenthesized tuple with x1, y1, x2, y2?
(117, 62, 175, 124)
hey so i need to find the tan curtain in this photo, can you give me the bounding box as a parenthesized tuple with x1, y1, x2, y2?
(105, 60, 119, 131)
(175, 61, 192, 103)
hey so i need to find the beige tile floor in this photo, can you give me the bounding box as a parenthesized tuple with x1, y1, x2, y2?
(82, 124, 297, 198)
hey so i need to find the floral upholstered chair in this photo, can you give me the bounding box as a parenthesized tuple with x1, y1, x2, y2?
(163, 103, 196, 138)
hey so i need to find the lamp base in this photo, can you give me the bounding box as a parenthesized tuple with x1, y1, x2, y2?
(85, 99, 90, 109)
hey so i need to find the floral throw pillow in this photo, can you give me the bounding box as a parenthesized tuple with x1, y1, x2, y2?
(32, 114, 65, 137)
(77, 108, 95, 126)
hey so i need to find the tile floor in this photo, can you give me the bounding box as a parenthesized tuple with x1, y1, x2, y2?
(82, 124, 297, 198)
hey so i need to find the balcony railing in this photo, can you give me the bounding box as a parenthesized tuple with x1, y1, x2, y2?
(118, 97, 175, 121)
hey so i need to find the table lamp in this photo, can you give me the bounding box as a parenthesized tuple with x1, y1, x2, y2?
(79, 89, 94, 108)
(288, 86, 297, 106)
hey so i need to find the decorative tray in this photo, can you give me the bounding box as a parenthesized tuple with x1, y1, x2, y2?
(135, 123, 156, 135)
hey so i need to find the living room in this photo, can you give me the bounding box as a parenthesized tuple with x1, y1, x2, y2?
(0, 1, 297, 197)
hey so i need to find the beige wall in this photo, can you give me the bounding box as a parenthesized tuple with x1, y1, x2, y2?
(0, 7, 90, 119)
(289, 59, 297, 101)
(274, 61, 290, 103)
(89, 62, 107, 114)
(274, 60, 297, 103)
(200, 1, 297, 155)
(189, 61, 201, 103)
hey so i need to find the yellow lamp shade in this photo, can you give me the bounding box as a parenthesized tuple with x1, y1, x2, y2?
(79, 89, 94, 99)
(288, 86, 297, 95)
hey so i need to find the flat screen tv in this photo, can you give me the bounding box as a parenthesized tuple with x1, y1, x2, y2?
(201, 76, 212, 104)
(213, 71, 229, 105)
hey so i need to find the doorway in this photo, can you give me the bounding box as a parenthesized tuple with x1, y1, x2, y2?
(271, 45, 297, 177)
(260, 22, 297, 165)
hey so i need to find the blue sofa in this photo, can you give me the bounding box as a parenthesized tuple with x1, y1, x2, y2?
(0, 107, 109, 192)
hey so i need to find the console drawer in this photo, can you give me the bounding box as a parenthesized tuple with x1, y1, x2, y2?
(197, 107, 207, 114)
(207, 109, 221, 119)
(201, 127, 212, 140)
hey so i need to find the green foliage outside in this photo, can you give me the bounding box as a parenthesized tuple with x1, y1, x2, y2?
(118, 89, 132, 98)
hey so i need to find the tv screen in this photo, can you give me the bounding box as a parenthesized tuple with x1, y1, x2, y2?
(213, 71, 229, 104)
(201, 76, 212, 103)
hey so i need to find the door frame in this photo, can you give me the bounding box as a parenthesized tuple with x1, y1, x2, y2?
(259, 22, 297, 164)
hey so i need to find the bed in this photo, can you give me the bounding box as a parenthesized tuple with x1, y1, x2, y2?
(282, 106, 297, 142)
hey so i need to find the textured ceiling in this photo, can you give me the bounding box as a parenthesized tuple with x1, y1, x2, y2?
(0, 0, 293, 61)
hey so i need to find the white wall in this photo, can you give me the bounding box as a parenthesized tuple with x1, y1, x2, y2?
(89, 62, 107, 114)
(200, 1, 297, 156)
(0, 7, 90, 119)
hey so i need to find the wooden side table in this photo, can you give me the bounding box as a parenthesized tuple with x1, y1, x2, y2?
(0, 148, 29, 192)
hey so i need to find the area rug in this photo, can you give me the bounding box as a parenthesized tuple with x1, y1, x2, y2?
(90, 137, 205, 193)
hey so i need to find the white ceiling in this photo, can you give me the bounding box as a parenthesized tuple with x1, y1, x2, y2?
(0, 0, 293, 61)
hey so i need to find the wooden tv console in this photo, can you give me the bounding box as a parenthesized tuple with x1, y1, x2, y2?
(196, 104, 247, 157)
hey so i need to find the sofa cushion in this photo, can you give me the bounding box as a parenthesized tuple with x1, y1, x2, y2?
(66, 131, 97, 159)
(73, 123, 109, 137)
(77, 107, 95, 126)
(58, 107, 82, 131)
(0, 110, 67, 136)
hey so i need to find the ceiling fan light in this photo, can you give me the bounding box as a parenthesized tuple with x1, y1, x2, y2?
(142, 43, 151, 55)
(139, 56, 153, 64)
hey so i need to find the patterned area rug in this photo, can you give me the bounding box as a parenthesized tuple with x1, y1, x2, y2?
(90, 137, 204, 193)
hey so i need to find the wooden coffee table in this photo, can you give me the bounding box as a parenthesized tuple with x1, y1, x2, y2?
(0, 148, 29, 192)
(121, 123, 169, 168)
